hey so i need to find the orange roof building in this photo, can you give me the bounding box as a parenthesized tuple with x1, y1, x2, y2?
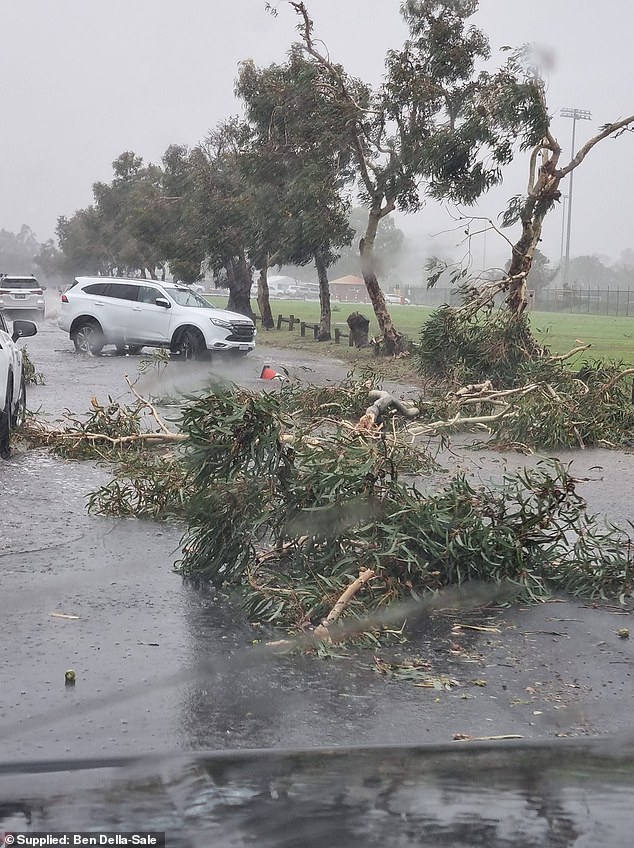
(330, 275, 368, 303)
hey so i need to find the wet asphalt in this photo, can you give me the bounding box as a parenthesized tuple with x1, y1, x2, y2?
(1, 312, 634, 765)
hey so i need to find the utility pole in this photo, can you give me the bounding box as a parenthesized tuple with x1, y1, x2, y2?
(561, 107, 592, 285)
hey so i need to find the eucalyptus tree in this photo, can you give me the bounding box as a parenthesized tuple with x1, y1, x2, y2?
(418, 97, 634, 382)
(159, 128, 257, 315)
(91, 152, 168, 278)
(160, 144, 207, 284)
(189, 120, 257, 317)
(54, 207, 113, 277)
(497, 109, 634, 317)
(288, 0, 548, 353)
(0, 226, 42, 275)
(236, 52, 355, 339)
(53, 152, 170, 279)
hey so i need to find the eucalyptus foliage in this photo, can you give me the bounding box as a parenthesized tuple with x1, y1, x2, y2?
(21, 348, 45, 385)
(168, 384, 633, 631)
(417, 305, 540, 385)
(31, 372, 634, 636)
(490, 358, 634, 449)
(416, 305, 634, 448)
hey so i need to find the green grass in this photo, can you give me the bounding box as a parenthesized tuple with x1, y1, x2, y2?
(530, 312, 634, 364)
(207, 296, 634, 369)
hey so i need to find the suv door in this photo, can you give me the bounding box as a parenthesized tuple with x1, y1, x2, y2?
(100, 283, 141, 342)
(79, 282, 138, 343)
(124, 284, 173, 345)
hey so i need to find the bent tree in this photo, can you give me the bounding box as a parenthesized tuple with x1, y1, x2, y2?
(174, 121, 257, 318)
(419, 98, 634, 381)
(236, 52, 354, 339)
(503, 111, 634, 317)
(289, 0, 546, 354)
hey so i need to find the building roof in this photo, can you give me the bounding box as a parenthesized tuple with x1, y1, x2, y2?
(330, 275, 365, 285)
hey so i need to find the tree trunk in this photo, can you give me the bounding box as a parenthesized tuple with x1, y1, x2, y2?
(360, 204, 407, 355)
(314, 248, 332, 341)
(346, 311, 369, 348)
(226, 251, 255, 318)
(506, 197, 540, 317)
(257, 264, 275, 330)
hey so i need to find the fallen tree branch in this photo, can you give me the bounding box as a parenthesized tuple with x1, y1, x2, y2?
(125, 374, 173, 434)
(317, 568, 377, 633)
(547, 343, 592, 363)
(266, 567, 377, 650)
(23, 419, 185, 447)
(409, 408, 515, 437)
(356, 390, 420, 431)
(601, 367, 634, 393)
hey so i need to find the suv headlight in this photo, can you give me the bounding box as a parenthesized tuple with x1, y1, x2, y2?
(210, 317, 233, 330)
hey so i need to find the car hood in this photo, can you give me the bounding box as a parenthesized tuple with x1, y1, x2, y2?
(209, 307, 254, 323)
(180, 305, 254, 324)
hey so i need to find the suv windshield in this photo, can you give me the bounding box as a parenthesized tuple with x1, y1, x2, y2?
(1, 278, 39, 289)
(167, 288, 212, 309)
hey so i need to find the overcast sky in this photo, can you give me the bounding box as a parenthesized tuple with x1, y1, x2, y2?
(1, 0, 633, 270)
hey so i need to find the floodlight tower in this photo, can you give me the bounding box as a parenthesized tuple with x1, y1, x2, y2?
(561, 107, 592, 285)
(559, 194, 568, 268)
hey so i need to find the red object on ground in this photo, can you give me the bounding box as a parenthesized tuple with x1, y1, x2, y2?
(260, 365, 281, 380)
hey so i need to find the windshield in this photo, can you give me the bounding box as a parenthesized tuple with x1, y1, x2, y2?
(167, 288, 212, 309)
(1, 278, 39, 289)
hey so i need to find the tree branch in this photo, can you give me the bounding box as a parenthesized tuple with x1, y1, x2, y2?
(556, 114, 634, 178)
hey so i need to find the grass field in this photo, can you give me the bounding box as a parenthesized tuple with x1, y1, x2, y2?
(207, 295, 634, 371)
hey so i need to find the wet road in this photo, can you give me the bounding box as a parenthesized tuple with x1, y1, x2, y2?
(1, 315, 634, 768)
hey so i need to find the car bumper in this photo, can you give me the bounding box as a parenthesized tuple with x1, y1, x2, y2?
(203, 323, 256, 352)
(0, 299, 45, 312)
(207, 340, 256, 352)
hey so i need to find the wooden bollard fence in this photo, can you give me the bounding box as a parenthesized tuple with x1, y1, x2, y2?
(277, 313, 300, 331)
(300, 321, 320, 340)
(334, 327, 354, 347)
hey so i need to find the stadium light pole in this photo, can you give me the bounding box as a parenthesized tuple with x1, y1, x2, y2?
(561, 107, 592, 285)
(559, 194, 568, 272)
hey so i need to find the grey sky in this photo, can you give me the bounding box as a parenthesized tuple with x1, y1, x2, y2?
(1, 0, 633, 270)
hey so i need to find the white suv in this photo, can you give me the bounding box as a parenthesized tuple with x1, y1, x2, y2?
(58, 277, 256, 358)
(0, 312, 37, 458)
(0, 275, 46, 319)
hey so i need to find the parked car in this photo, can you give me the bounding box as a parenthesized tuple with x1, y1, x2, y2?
(385, 294, 411, 305)
(0, 312, 37, 458)
(58, 277, 256, 359)
(0, 274, 45, 319)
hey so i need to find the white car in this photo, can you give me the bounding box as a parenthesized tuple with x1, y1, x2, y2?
(0, 312, 37, 458)
(58, 277, 256, 359)
(0, 275, 46, 319)
(385, 294, 411, 305)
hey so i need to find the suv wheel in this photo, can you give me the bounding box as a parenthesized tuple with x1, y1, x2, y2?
(72, 320, 104, 355)
(176, 328, 207, 361)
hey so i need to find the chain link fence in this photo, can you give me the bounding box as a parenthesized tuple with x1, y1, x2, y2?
(404, 286, 634, 317)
